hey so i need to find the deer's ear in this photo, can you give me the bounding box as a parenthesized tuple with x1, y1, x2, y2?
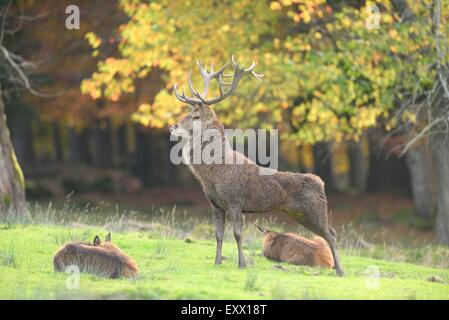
(93, 236, 101, 246)
(105, 233, 111, 242)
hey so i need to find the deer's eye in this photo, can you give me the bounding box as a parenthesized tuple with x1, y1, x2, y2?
(193, 116, 200, 120)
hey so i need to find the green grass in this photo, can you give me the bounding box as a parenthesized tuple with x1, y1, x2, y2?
(0, 224, 448, 299)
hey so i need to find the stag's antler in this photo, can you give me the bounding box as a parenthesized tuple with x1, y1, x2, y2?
(174, 55, 263, 106)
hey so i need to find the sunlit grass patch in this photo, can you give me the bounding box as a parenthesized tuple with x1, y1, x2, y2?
(0, 223, 448, 300)
(0, 241, 19, 268)
(0, 204, 448, 300)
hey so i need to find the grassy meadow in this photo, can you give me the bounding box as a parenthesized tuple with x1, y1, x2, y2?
(0, 206, 448, 300)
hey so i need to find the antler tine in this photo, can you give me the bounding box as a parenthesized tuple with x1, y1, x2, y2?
(218, 74, 225, 96)
(217, 73, 234, 97)
(192, 87, 208, 104)
(213, 61, 229, 76)
(196, 60, 229, 97)
(245, 61, 256, 72)
(252, 71, 264, 81)
(188, 69, 201, 97)
(197, 61, 210, 97)
(174, 83, 201, 105)
(231, 55, 239, 69)
(243, 61, 264, 81)
(173, 83, 187, 103)
(180, 87, 191, 103)
(198, 56, 262, 105)
(174, 57, 261, 107)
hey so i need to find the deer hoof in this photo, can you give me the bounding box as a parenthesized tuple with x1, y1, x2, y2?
(336, 269, 345, 277)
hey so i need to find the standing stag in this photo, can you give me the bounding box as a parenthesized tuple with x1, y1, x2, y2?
(170, 56, 344, 276)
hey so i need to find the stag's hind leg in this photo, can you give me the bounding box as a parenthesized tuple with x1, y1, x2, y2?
(320, 226, 344, 276)
(308, 211, 345, 276)
(212, 206, 226, 265)
(294, 174, 345, 276)
(287, 206, 345, 276)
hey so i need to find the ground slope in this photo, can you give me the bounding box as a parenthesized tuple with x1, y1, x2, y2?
(0, 225, 448, 299)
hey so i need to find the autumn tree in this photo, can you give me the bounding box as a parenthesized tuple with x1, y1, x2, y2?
(81, 0, 387, 193)
(82, 0, 391, 140)
(82, 0, 449, 244)
(0, 1, 36, 212)
(277, 0, 449, 243)
(394, 0, 449, 243)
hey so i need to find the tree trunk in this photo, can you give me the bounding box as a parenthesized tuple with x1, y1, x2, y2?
(52, 121, 64, 162)
(165, 130, 178, 184)
(313, 142, 335, 193)
(0, 90, 26, 212)
(117, 124, 128, 166)
(9, 109, 35, 170)
(91, 118, 114, 167)
(348, 140, 369, 193)
(329, 142, 350, 192)
(68, 127, 92, 164)
(431, 137, 449, 245)
(366, 142, 411, 195)
(406, 144, 436, 219)
(133, 125, 153, 187)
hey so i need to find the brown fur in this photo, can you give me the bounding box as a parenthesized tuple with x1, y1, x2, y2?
(171, 63, 344, 276)
(258, 227, 334, 268)
(53, 235, 138, 279)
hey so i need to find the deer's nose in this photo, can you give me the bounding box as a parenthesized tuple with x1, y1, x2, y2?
(170, 124, 178, 131)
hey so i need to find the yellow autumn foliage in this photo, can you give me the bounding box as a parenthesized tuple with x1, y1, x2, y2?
(81, 0, 449, 146)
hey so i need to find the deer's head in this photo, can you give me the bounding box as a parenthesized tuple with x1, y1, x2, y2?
(170, 56, 263, 139)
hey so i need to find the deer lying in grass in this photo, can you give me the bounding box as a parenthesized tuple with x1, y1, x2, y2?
(53, 233, 138, 279)
(255, 225, 334, 269)
(170, 56, 344, 276)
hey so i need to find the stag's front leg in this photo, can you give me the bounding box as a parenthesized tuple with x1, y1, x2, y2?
(229, 208, 245, 268)
(212, 206, 226, 265)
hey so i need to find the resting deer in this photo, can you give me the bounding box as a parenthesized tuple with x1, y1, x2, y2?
(53, 233, 138, 279)
(255, 225, 334, 269)
(170, 56, 344, 276)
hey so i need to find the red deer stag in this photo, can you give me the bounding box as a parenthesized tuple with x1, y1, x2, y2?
(170, 56, 344, 276)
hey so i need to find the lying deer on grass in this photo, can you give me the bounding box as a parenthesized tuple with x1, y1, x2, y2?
(255, 225, 334, 269)
(53, 233, 138, 279)
(170, 56, 344, 276)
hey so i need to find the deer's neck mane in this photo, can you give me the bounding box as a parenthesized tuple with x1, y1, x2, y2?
(183, 119, 235, 182)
